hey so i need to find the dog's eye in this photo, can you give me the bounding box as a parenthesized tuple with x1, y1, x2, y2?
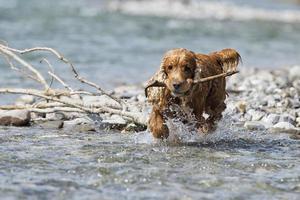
(167, 65, 173, 70)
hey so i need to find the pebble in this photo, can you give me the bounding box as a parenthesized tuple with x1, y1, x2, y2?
(63, 117, 96, 132)
(261, 114, 280, 126)
(248, 109, 265, 121)
(288, 65, 300, 81)
(244, 121, 266, 131)
(46, 113, 65, 121)
(235, 101, 247, 113)
(0, 110, 31, 126)
(270, 122, 300, 134)
(296, 117, 300, 127)
(35, 120, 64, 129)
(279, 113, 296, 126)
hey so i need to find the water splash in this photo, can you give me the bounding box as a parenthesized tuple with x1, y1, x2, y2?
(134, 113, 289, 146)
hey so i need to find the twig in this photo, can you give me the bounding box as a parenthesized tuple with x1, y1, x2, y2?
(40, 58, 55, 88)
(48, 71, 73, 92)
(0, 46, 49, 90)
(2, 54, 42, 84)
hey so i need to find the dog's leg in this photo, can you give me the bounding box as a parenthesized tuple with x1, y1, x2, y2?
(205, 102, 226, 131)
(148, 106, 169, 139)
(191, 97, 211, 134)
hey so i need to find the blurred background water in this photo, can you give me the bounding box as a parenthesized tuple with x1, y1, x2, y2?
(1, 1, 300, 199)
(0, 0, 300, 94)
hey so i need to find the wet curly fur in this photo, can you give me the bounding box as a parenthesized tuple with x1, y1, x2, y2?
(146, 48, 241, 139)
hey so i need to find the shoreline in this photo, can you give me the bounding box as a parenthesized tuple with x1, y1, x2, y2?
(0, 65, 299, 137)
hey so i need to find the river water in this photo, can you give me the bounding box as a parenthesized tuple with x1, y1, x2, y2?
(0, 0, 300, 199)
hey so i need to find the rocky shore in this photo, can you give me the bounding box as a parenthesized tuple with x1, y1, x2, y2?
(226, 65, 300, 138)
(0, 66, 300, 138)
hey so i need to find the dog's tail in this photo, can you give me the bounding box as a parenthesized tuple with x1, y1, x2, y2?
(210, 48, 241, 72)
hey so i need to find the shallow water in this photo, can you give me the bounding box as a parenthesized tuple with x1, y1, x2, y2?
(0, 121, 300, 199)
(1, 0, 300, 199)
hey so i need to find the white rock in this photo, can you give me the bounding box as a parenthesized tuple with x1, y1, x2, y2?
(64, 117, 93, 126)
(288, 65, 300, 81)
(288, 87, 298, 97)
(244, 121, 266, 130)
(248, 109, 265, 121)
(296, 117, 300, 127)
(279, 113, 296, 125)
(235, 101, 247, 113)
(102, 114, 127, 125)
(46, 113, 65, 120)
(36, 120, 64, 129)
(292, 80, 300, 91)
(262, 114, 280, 125)
(270, 122, 300, 134)
(63, 117, 96, 132)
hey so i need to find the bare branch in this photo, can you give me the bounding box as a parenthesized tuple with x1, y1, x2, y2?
(0, 46, 49, 90)
(40, 58, 55, 88)
(0, 44, 123, 105)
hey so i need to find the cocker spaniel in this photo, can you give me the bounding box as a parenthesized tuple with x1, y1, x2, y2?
(145, 48, 241, 139)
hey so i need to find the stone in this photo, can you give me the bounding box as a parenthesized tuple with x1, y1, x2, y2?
(266, 96, 276, 107)
(99, 115, 127, 130)
(279, 114, 296, 126)
(121, 123, 147, 133)
(235, 101, 247, 113)
(35, 120, 64, 129)
(46, 113, 65, 120)
(64, 117, 94, 126)
(0, 110, 31, 126)
(262, 114, 280, 126)
(244, 121, 266, 130)
(282, 98, 293, 108)
(288, 65, 300, 81)
(296, 117, 300, 127)
(270, 122, 300, 134)
(63, 117, 96, 132)
(292, 80, 300, 91)
(247, 109, 265, 121)
(289, 87, 298, 97)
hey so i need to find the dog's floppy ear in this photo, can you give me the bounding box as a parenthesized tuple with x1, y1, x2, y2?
(209, 48, 241, 72)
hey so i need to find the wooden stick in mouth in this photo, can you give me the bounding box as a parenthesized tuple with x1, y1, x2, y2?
(194, 70, 239, 83)
(145, 71, 239, 97)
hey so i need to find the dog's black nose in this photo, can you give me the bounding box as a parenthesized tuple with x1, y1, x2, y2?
(173, 83, 181, 90)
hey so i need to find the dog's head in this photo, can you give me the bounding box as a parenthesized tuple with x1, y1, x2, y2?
(160, 48, 197, 97)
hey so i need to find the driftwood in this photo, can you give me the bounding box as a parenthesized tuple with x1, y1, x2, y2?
(0, 43, 147, 126)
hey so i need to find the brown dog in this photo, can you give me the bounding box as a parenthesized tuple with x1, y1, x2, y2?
(146, 48, 241, 139)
